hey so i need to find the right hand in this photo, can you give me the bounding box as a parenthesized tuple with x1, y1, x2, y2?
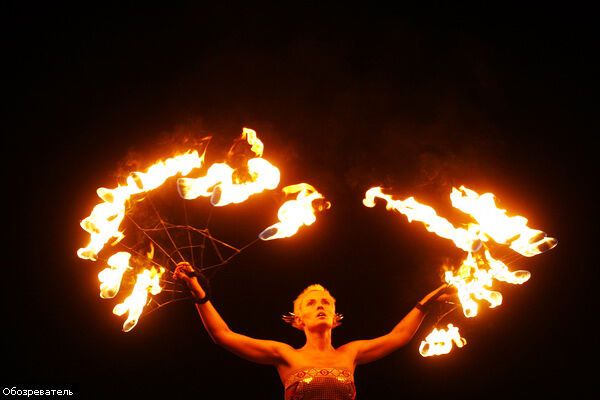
(173, 261, 197, 285)
(173, 261, 206, 298)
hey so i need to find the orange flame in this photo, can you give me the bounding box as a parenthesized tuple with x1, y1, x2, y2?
(177, 128, 280, 206)
(241, 127, 264, 157)
(450, 186, 557, 256)
(79, 129, 329, 332)
(259, 183, 330, 241)
(98, 252, 131, 299)
(112, 266, 165, 332)
(177, 158, 280, 206)
(419, 324, 467, 357)
(364, 185, 556, 356)
(444, 252, 503, 318)
(364, 187, 478, 252)
(77, 151, 204, 261)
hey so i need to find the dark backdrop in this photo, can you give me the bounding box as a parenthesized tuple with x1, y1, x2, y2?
(6, 3, 595, 399)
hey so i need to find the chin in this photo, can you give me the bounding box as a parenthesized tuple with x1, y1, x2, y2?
(313, 321, 333, 329)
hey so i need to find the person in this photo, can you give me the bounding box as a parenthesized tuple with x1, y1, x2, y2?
(174, 261, 454, 400)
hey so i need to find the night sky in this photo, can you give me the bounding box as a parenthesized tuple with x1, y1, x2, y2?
(7, 3, 595, 399)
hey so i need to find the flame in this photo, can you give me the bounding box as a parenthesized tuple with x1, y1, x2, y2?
(177, 129, 280, 206)
(419, 324, 467, 357)
(98, 252, 131, 299)
(112, 266, 165, 332)
(178, 158, 280, 206)
(444, 252, 503, 318)
(79, 129, 329, 332)
(242, 127, 264, 157)
(484, 249, 531, 285)
(77, 151, 204, 261)
(259, 183, 330, 240)
(364, 187, 478, 252)
(364, 185, 556, 355)
(450, 186, 557, 256)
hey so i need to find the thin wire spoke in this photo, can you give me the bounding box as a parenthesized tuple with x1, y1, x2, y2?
(126, 215, 179, 267)
(147, 196, 186, 262)
(116, 242, 166, 270)
(142, 225, 209, 237)
(201, 208, 214, 268)
(201, 238, 259, 271)
(435, 305, 459, 326)
(167, 244, 233, 260)
(158, 224, 239, 251)
(209, 233, 225, 262)
(142, 297, 197, 317)
(159, 277, 181, 285)
(141, 221, 241, 252)
(183, 201, 196, 266)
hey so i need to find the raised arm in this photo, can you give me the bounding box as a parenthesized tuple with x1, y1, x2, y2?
(340, 284, 452, 365)
(174, 262, 292, 365)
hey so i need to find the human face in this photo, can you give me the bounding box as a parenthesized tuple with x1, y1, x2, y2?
(299, 290, 336, 329)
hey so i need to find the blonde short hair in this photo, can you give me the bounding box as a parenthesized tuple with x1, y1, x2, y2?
(290, 284, 336, 328)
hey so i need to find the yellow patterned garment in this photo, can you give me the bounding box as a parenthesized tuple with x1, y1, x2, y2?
(284, 367, 356, 400)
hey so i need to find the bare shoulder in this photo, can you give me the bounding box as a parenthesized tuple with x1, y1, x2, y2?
(274, 340, 297, 355)
(336, 340, 361, 355)
(261, 338, 296, 363)
(275, 346, 304, 381)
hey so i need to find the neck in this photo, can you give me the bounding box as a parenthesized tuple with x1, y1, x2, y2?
(303, 327, 334, 351)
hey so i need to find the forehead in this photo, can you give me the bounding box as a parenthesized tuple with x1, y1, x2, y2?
(302, 290, 334, 303)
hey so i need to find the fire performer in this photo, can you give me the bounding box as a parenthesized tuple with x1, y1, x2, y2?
(174, 261, 453, 399)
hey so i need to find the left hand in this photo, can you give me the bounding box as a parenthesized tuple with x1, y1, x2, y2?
(424, 284, 458, 304)
(433, 284, 458, 303)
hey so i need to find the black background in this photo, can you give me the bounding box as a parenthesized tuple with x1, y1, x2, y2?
(6, 3, 596, 399)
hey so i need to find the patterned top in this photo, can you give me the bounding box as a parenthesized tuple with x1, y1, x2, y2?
(284, 367, 356, 400)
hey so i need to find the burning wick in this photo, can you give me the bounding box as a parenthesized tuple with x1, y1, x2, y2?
(419, 324, 467, 357)
(259, 183, 330, 241)
(259, 227, 279, 241)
